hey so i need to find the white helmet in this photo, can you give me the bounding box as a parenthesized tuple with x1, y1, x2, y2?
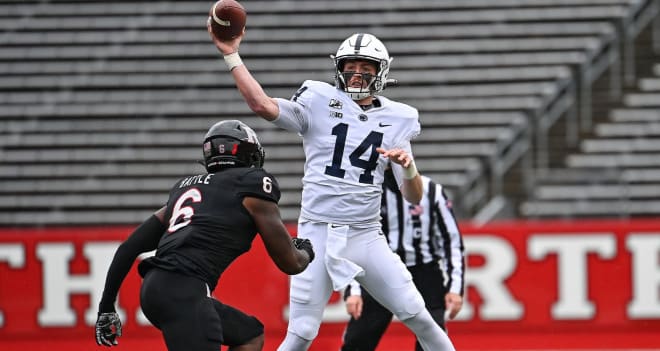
(331, 33, 393, 100)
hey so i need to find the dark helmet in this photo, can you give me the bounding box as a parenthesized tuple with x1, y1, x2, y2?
(202, 120, 265, 172)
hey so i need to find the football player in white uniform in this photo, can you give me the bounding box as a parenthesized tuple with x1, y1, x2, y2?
(208, 26, 456, 351)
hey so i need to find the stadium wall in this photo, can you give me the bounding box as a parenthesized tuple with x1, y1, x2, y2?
(0, 220, 658, 351)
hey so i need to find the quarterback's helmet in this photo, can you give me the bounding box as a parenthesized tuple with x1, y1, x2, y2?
(202, 120, 265, 172)
(331, 33, 393, 100)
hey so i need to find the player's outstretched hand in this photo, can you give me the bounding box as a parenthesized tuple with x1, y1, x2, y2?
(292, 238, 315, 262)
(376, 147, 412, 168)
(95, 312, 122, 347)
(206, 16, 244, 55)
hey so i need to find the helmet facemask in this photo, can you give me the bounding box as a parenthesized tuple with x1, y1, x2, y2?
(337, 65, 382, 101)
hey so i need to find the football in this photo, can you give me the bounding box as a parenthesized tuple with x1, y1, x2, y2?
(209, 0, 246, 41)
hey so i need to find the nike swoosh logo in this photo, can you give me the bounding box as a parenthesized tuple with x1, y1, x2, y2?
(379, 122, 392, 127)
(330, 224, 343, 228)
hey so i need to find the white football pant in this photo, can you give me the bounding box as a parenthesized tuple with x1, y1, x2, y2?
(277, 221, 455, 351)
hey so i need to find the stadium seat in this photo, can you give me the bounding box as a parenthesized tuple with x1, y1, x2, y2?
(1, 0, 658, 224)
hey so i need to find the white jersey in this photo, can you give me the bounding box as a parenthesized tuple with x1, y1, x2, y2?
(274, 80, 420, 225)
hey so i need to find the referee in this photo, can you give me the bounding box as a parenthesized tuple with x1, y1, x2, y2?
(341, 167, 466, 351)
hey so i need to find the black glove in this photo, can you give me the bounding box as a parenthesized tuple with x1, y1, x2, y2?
(292, 238, 315, 263)
(95, 312, 122, 347)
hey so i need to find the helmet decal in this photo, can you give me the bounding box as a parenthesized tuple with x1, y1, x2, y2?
(243, 124, 259, 144)
(352, 33, 365, 53)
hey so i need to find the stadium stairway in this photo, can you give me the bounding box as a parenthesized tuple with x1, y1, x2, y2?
(0, 0, 658, 225)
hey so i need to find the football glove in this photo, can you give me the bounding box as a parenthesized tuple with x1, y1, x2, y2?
(95, 312, 122, 347)
(292, 238, 315, 262)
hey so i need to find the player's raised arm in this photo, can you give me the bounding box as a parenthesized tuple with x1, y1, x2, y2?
(207, 12, 280, 120)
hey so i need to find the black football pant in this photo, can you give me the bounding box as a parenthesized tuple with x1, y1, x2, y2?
(140, 267, 264, 351)
(341, 261, 447, 351)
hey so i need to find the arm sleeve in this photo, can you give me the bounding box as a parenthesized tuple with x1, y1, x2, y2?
(343, 280, 362, 300)
(272, 81, 316, 134)
(98, 215, 165, 313)
(273, 98, 308, 134)
(236, 169, 281, 203)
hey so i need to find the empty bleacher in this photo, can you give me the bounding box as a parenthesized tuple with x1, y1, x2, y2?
(1, 0, 659, 225)
(521, 58, 660, 218)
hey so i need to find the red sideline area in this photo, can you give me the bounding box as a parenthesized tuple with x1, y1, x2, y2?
(0, 220, 659, 351)
(1, 331, 659, 351)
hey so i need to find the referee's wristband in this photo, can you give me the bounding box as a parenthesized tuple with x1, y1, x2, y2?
(403, 160, 418, 179)
(223, 52, 243, 71)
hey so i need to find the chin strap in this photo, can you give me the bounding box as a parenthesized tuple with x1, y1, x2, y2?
(345, 86, 371, 100)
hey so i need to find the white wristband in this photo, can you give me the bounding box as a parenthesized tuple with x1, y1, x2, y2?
(223, 52, 243, 71)
(403, 160, 418, 179)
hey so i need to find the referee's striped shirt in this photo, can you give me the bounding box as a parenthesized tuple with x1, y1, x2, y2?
(381, 174, 465, 296)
